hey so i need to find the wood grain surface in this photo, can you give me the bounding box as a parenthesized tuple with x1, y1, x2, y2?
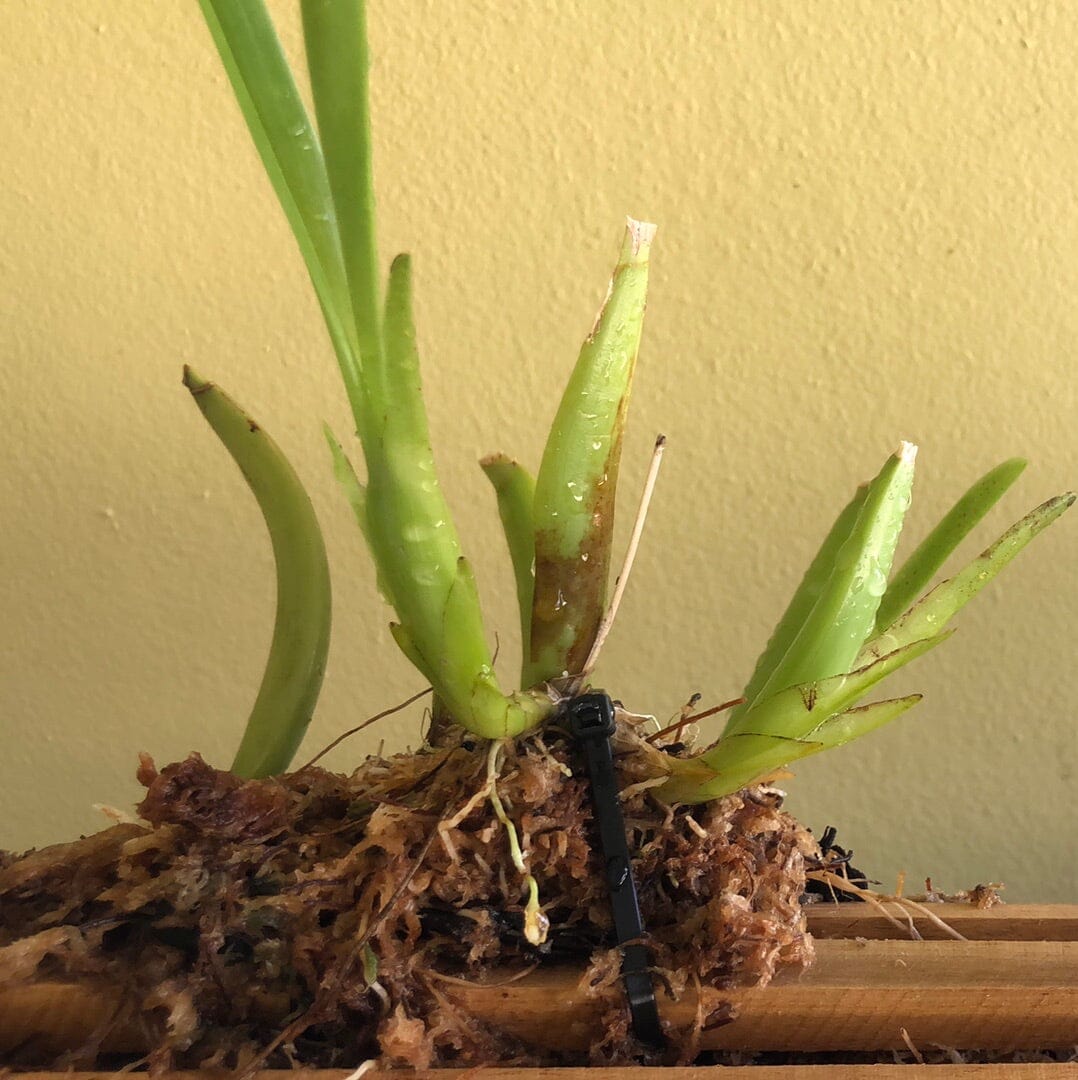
(3, 905, 1076, 1065)
(10, 1067, 1078, 1078)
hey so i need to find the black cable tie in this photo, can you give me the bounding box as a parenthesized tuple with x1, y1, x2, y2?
(566, 691, 664, 1047)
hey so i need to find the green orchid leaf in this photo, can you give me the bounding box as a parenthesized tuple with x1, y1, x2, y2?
(809, 694, 922, 749)
(665, 633, 946, 803)
(874, 457, 1027, 633)
(527, 218, 655, 686)
(197, 0, 364, 423)
(362, 258, 499, 720)
(481, 453, 536, 677)
(184, 367, 331, 779)
(202, 1, 553, 742)
(301, 0, 383, 376)
(729, 631, 946, 742)
(735, 442, 917, 720)
(860, 491, 1075, 665)
(324, 422, 408, 611)
(324, 423, 369, 542)
(725, 483, 869, 731)
(675, 487, 1075, 803)
(670, 694, 920, 801)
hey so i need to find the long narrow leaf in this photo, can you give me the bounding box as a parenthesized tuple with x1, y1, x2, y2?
(874, 457, 1027, 632)
(859, 492, 1076, 664)
(527, 219, 655, 686)
(363, 256, 482, 676)
(734, 443, 917, 723)
(300, 0, 383, 377)
(324, 422, 407, 611)
(725, 483, 868, 731)
(364, 258, 551, 736)
(197, 0, 366, 428)
(670, 695, 921, 802)
(324, 424, 369, 543)
(810, 694, 923, 750)
(481, 453, 536, 675)
(184, 367, 331, 778)
(732, 632, 946, 742)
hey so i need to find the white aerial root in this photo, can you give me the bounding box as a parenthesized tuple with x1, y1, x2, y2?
(339, 1060, 378, 1080)
(807, 868, 967, 941)
(438, 753, 500, 859)
(533, 731, 573, 777)
(900, 1027, 926, 1065)
(483, 740, 549, 946)
(683, 814, 710, 840)
(618, 774, 671, 802)
(440, 740, 550, 945)
(576, 433, 667, 687)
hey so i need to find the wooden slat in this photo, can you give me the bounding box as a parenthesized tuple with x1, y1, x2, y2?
(0, 981, 145, 1056)
(806, 903, 1078, 941)
(446, 940, 1078, 1052)
(10, 1067, 1078, 1078)
(3, 939, 1076, 1057)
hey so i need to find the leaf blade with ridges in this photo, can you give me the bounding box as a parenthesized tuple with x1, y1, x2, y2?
(874, 457, 1027, 633)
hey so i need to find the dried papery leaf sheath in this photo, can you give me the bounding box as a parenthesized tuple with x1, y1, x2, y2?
(527, 218, 655, 687)
(183, 368, 331, 779)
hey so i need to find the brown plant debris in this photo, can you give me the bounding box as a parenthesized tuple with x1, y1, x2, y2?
(0, 721, 816, 1071)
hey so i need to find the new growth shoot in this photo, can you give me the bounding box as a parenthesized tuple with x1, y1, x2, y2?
(184, 368, 331, 779)
(660, 451, 1074, 803)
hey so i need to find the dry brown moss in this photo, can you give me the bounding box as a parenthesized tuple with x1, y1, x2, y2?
(0, 720, 816, 1070)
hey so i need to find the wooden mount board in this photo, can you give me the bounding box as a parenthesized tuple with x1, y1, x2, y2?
(9, 1068, 1078, 1079)
(446, 939, 1078, 1052)
(806, 903, 1078, 941)
(2, 905, 1076, 1065)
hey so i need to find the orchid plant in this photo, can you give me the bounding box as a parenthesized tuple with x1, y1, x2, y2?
(188, 0, 1072, 804)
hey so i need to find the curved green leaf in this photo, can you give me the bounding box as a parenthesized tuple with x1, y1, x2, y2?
(184, 367, 331, 778)
(481, 453, 536, 677)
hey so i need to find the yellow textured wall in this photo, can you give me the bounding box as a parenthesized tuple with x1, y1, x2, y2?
(1, 2, 1075, 900)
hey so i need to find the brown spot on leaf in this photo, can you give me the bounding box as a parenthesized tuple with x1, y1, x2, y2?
(529, 404, 628, 682)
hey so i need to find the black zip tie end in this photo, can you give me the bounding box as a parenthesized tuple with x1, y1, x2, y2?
(567, 692, 664, 1048)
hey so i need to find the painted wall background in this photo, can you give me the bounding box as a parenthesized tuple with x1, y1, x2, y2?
(1, 1, 1075, 900)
